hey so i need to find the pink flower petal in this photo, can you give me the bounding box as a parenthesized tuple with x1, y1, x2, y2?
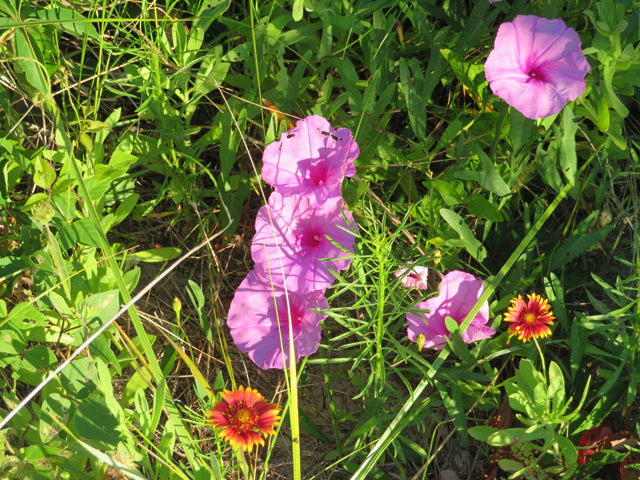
(485, 15, 590, 119)
(262, 116, 359, 204)
(394, 264, 429, 289)
(227, 268, 328, 370)
(251, 192, 358, 294)
(406, 271, 495, 350)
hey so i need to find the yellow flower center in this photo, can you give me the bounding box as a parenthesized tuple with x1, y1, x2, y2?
(229, 403, 259, 433)
(524, 312, 537, 324)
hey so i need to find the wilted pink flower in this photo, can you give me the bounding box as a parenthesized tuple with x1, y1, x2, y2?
(252, 192, 358, 294)
(484, 15, 590, 120)
(227, 268, 328, 370)
(407, 271, 495, 350)
(394, 264, 429, 289)
(261, 115, 359, 205)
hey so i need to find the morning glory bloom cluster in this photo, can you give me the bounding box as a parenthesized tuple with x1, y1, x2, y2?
(227, 115, 359, 369)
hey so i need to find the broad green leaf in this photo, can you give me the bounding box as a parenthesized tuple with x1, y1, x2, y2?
(469, 426, 499, 442)
(59, 357, 96, 399)
(33, 155, 56, 189)
(432, 180, 462, 206)
(14, 28, 50, 94)
(292, 0, 304, 21)
(467, 193, 503, 222)
(74, 217, 104, 247)
(0, 256, 26, 283)
(510, 109, 534, 153)
(549, 225, 614, 271)
(39, 393, 70, 443)
(119, 371, 149, 408)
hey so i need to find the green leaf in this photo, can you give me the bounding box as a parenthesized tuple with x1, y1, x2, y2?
(440, 49, 486, 98)
(436, 380, 467, 442)
(32, 8, 100, 40)
(486, 426, 547, 446)
(131, 247, 181, 263)
(14, 28, 50, 94)
(299, 409, 332, 444)
(440, 208, 487, 262)
(468, 426, 499, 442)
(558, 106, 578, 185)
(0, 256, 26, 283)
(73, 217, 104, 247)
(549, 225, 614, 271)
(292, 0, 304, 21)
(399, 57, 426, 139)
(60, 357, 96, 400)
(432, 180, 462, 206)
(467, 193, 503, 222)
(39, 393, 70, 443)
(510, 109, 534, 153)
(455, 145, 511, 197)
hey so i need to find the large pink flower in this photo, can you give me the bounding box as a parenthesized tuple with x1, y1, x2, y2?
(484, 15, 590, 120)
(406, 271, 495, 350)
(261, 116, 359, 205)
(227, 268, 328, 370)
(252, 192, 358, 294)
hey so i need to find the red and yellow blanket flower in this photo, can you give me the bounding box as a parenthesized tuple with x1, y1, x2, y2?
(504, 293, 554, 342)
(206, 386, 281, 451)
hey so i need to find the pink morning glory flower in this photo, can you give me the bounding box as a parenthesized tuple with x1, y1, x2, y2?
(394, 264, 429, 289)
(484, 15, 590, 120)
(251, 192, 358, 294)
(406, 271, 495, 350)
(261, 115, 359, 205)
(227, 268, 328, 370)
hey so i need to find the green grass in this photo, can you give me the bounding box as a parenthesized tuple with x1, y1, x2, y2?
(0, 0, 639, 479)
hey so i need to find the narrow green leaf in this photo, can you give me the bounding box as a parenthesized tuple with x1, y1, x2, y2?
(559, 106, 578, 185)
(399, 57, 426, 139)
(455, 145, 510, 197)
(31, 8, 100, 40)
(440, 208, 487, 262)
(132, 247, 181, 263)
(549, 225, 614, 271)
